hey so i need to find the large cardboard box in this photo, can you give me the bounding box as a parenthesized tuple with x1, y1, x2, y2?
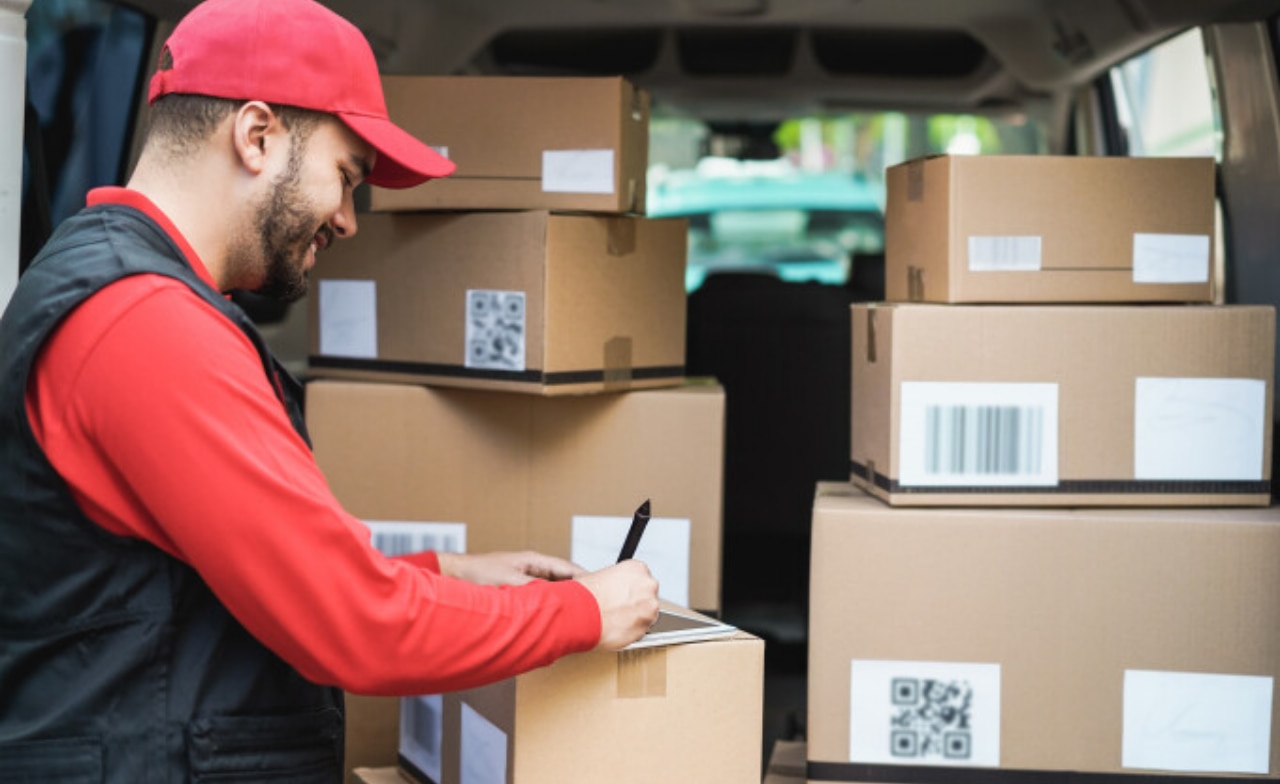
(851, 303, 1275, 506)
(308, 211, 687, 395)
(368, 75, 649, 214)
(398, 625, 764, 784)
(808, 482, 1280, 780)
(307, 379, 725, 613)
(885, 154, 1216, 303)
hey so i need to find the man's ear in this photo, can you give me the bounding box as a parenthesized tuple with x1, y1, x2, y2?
(231, 101, 279, 176)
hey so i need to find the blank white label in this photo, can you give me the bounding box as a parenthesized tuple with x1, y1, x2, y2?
(542, 149, 615, 194)
(572, 514, 691, 607)
(1132, 233, 1210, 283)
(1124, 670, 1272, 774)
(967, 236, 1042, 271)
(363, 520, 467, 556)
(461, 703, 508, 784)
(899, 382, 1059, 486)
(431, 145, 450, 160)
(850, 660, 1001, 766)
(465, 290, 526, 372)
(1134, 377, 1266, 480)
(318, 279, 377, 358)
(399, 694, 444, 784)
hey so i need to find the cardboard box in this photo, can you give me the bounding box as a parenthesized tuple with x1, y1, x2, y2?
(885, 154, 1216, 303)
(367, 75, 649, 214)
(398, 623, 764, 784)
(353, 768, 403, 784)
(308, 211, 687, 395)
(807, 482, 1280, 779)
(851, 303, 1275, 506)
(346, 695, 400, 783)
(307, 379, 725, 613)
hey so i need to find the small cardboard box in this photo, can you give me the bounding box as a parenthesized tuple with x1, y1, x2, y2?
(884, 154, 1216, 303)
(308, 210, 687, 395)
(368, 75, 649, 214)
(307, 379, 725, 614)
(398, 621, 764, 784)
(807, 482, 1280, 779)
(851, 302, 1275, 506)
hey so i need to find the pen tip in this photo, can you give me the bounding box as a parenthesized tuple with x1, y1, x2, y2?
(640, 499, 650, 514)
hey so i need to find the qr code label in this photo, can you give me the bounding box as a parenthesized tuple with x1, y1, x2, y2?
(465, 289, 526, 372)
(850, 660, 1000, 767)
(889, 678, 973, 760)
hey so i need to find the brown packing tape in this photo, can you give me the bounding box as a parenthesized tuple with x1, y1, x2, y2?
(866, 307, 877, 364)
(603, 336, 634, 391)
(626, 178, 639, 213)
(908, 266, 925, 302)
(616, 647, 667, 698)
(606, 217, 637, 256)
(906, 159, 925, 202)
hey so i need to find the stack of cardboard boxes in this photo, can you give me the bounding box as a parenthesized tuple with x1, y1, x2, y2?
(300, 76, 764, 784)
(806, 155, 1280, 780)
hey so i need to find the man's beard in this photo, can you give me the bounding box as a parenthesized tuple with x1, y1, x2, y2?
(228, 136, 322, 304)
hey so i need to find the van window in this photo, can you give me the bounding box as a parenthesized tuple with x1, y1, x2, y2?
(649, 112, 1045, 292)
(1108, 28, 1220, 159)
(22, 0, 152, 267)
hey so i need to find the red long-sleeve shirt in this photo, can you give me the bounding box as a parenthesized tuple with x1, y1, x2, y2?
(24, 187, 600, 696)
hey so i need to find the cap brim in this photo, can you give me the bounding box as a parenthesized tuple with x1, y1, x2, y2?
(339, 112, 456, 189)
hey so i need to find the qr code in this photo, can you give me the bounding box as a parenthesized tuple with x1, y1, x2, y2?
(465, 289, 525, 371)
(888, 678, 973, 760)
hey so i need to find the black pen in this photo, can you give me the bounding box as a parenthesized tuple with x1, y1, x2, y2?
(616, 499, 650, 563)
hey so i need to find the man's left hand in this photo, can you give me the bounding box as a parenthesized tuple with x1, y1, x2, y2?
(436, 551, 586, 586)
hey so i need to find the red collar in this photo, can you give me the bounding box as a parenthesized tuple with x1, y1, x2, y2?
(86, 187, 220, 293)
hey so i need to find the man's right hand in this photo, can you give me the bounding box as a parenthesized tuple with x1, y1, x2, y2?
(575, 560, 660, 651)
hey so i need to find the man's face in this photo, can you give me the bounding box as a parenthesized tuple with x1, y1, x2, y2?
(231, 115, 372, 302)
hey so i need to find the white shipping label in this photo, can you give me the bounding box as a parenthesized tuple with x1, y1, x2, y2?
(899, 382, 1059, 486)
(363, 521, 468, 556)
(431, 145, 449, 160)
(465, 290, 526, 372)
(850, 660, 1001, 766)
(1134, 378, 1266, 481)
(461, 703, 508, 784)
(399, 694, 444, 784)
(1132, 233, 1210, 283)
(318, 279, 377, 358)
(542, 149, 615, 194)
(572, 514, 691, 607)
(1123, 670, 1273, 774)
(967, 236, 1042, 271)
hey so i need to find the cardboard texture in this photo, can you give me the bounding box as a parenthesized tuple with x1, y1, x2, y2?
(353, 768, 406, 784)
(346, 695, 401, 783)
(398, 622, 765, 784)
(307, 210, 688, 395)
(306, 379, 725, 613)
(807, 482, 1280, 779)
(885, 154, 1217, 303)
(851, 303, 1275, 506)
(368, 75, 649, 214)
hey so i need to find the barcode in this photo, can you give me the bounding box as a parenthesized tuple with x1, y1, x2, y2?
(968, 236, 1041, 271)
(924, 405, 1044, 477)
(373, 531, 462, 557)
(890, 678, 972, 760)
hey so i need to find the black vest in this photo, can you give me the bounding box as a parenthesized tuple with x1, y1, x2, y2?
(0, 204, 343, 783)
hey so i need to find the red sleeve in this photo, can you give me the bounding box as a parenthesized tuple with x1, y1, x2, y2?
(27, 277, 600, 695)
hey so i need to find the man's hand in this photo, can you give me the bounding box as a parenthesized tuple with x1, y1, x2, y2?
(575, 560, 660, 651)
(436, 551, 585, 587)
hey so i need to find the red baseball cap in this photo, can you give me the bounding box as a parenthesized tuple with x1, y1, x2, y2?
(148, 0, 454, 188)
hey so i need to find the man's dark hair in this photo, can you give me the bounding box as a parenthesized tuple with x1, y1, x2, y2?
(145, 94, 323, 157)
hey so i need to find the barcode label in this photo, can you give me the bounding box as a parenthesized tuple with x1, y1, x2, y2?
(362, 521, 467, 556)
(851, 660, 1001, 767)
(968, 236, 1041, 271)
(400, 694, 444, 783)
(900, 382, 1058, 486)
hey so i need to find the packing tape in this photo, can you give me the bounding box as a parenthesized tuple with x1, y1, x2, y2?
(908, 266, 925, 302)
(603, 336, 633, 390)
(616, 647, 667, 699)
(866, 307, 877, 364)
(907, 159, 925, 202)
(606, 217, 637, 256)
